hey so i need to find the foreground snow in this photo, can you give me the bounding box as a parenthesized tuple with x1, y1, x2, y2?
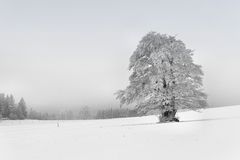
(1, 106, 240, 160)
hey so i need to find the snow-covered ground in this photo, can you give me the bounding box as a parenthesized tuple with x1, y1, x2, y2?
(1, 105, 240, 160)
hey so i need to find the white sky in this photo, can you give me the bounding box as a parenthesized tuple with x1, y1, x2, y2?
(0, 0, 240, 110)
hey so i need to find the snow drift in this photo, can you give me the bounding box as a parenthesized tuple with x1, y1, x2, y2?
(1, 105, 240, 160)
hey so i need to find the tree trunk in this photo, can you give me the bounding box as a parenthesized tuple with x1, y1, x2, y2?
(158, 108, 179, 123)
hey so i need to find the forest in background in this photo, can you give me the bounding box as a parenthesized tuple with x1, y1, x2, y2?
(0, 93, 138, 120)
(0, 93, 27, 120)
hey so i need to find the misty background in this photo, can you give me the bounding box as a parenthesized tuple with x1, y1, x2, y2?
(0, 0, 240, 111)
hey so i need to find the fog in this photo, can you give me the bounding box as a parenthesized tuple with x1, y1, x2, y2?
(0, 0, 240, 110)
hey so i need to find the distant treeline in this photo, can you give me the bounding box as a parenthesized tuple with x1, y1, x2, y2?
(28, 107, 138, 120)
(0, 94, 27, 120)
(95, 108, 137, 119)
(28, 106, 92, 120)
(0, 93, 138, 120)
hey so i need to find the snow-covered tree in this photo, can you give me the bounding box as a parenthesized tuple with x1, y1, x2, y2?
(17, 98, 27, 119)
(115, 32, 207, 122)
(2, 95, 13, 118)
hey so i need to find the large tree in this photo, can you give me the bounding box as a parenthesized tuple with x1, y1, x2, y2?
(115, 32, 207, 122)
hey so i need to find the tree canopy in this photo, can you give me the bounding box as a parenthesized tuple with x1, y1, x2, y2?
(116, 32, 207, 119)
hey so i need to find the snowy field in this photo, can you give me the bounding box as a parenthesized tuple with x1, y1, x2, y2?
(1, 106, 240, 160)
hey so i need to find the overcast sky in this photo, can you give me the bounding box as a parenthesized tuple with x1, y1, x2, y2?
(0, 0, 240, 110)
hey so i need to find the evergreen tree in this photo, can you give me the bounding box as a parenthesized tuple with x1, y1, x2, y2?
(17, 98, 27, 119)
(0, 93, 5, 117)
(2, 95, 11, 118)
(8, 94, 18, 119)
(9, 94, 15, 106)
(115, 32, 207, 122)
